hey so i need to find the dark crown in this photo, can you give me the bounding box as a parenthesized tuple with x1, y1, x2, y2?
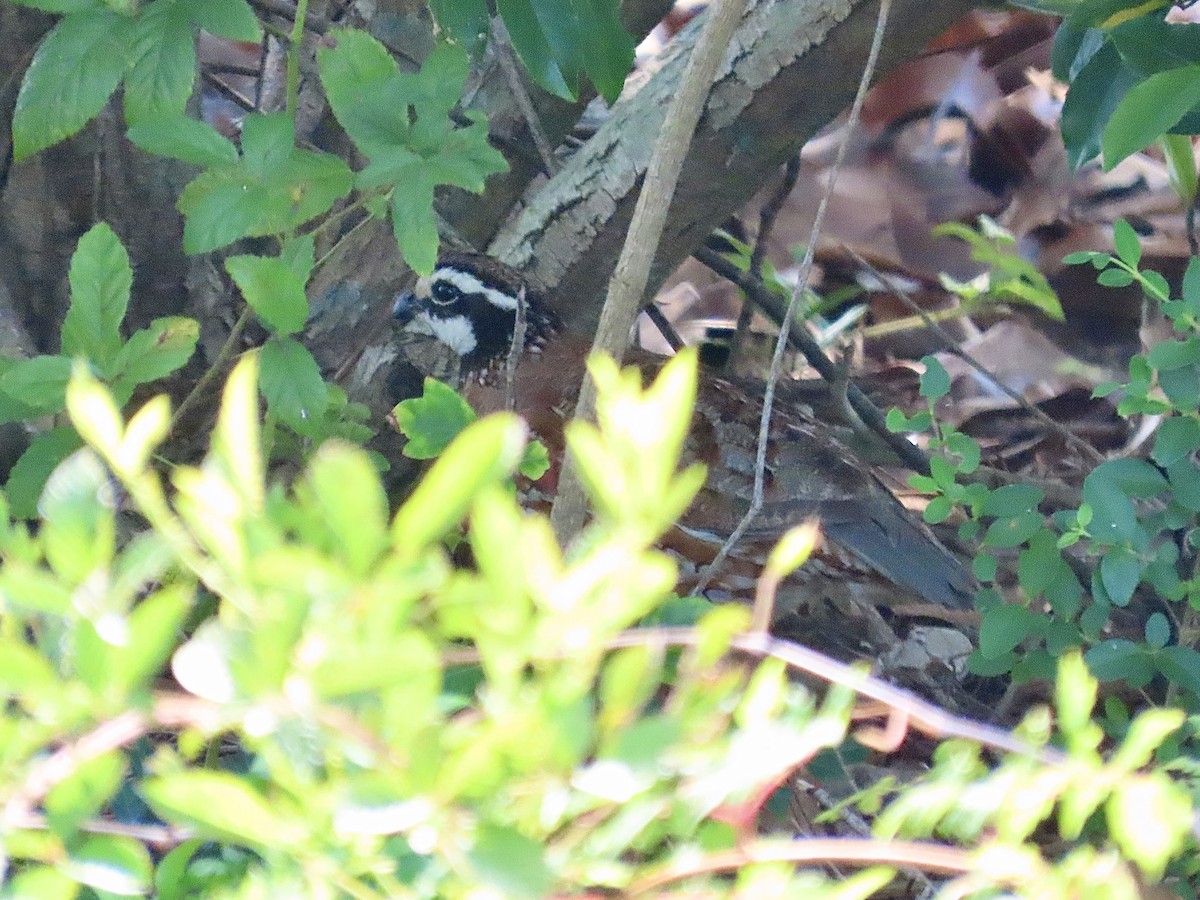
(393, 253, 560, 371)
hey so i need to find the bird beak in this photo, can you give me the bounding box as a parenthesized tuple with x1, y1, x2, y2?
(393, 290, 417, 324)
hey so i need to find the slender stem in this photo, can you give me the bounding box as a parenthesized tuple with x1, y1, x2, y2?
(550, 0, 749, 542)
(170, 305, 255, 434)
(287, 0, 310, 120)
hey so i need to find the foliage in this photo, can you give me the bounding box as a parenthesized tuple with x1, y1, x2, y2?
(1009, 0, 1200, 205)
(395, 376, 550, 480)
(0, 350, 1194, 896)
(893, 219, 1200, 707)
(0, 223, 198, 517)
(876, 654, 1195, 892)
(430, 0, 635, 103)
(3, 1, 1200, 896)
(933, 216, 1066, 321)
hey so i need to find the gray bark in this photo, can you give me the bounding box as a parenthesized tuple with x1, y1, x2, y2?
(487, 0, 976, 334)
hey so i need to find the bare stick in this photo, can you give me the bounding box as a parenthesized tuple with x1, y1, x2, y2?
(549, 0, 749, 541)
(696, 0, 894, 594)
(505, 285, 527, 412)
(730, 153, 803, 367)
(693, 246, 933, 474)
(491, 17, 560, 177)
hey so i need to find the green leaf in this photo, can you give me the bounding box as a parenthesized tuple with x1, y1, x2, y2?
(1162, 133, 1199, 208)
(109, 584, 191, 696)
(1146, 336, 1200, 371)
(1111, 218, 1141, 268)
(226, 254, 310, 335)
(0, 639, 58, 702)
(177, 114, 353, 254)
(1152, 416, 1200, 466)
(62, 222, 133, 372)
(469, 825, 554, 899)
(176, 0, 262, 41)
(394, 377, 478, 459)
(12, 9, 133, 160)
(1144, 611, 1171, 649)
(124, 0, 197, 124)
(279, 234, 315, 284)
(519, 438, 551, 480)
(1060, 42, 1140, 169)
(1086, 639, 1155, 685)
(127, 114, 238, 167)
(1155, 645, 1200, 697)
(154, 839, 206, 900)
(5, 427, 84, 519)
(1100, 547, 1142, 606)
(578, 0, 636, 103)
(392, 413, 528, 552)
(46, 751, 126, 840)
(982, 511, 1044, 549)
(0, 355, 74, 414)
(40, 448, 114, 583)
(918, 355, 950, 399)
(980, 483, 1044, 517)
(141, 771, 304, 850)
(1097, 267, 1135, 287)
(313, 631, 440, 699)
(979, 603, 1033, 659)
(1102, 65, 1200, 169)
(8, 0, 104, 11)
(111, 317, 200, 389)
(390, 175, 440, 275)
(430, 0, 490, 52)
(497, 0, 573, 98)
(258, 338, 328, 433)
(1108, 773, 1193, 880)
(61, 834, 153, 896)
(302, 441, 389, 575)
(318, 35, 506, 272)
(1110, 17, 1200, 74)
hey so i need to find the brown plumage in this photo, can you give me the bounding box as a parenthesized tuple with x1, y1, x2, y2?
(394, 252, 975, 616)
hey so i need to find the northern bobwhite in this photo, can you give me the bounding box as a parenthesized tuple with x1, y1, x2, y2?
(393, 252, 974, 617)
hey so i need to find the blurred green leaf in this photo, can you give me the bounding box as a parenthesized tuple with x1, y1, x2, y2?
(61, 834, 152, 896)
(142, 772, 304, 850)
(392, 413, 528, 551)
(1102, 65, 1200, 169)
(226, 254, 310, 336)
(11, 9, 133, 160)
(258, 338, 328, 434)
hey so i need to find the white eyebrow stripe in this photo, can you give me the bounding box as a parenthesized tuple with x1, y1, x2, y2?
(436, 268, 518, 310)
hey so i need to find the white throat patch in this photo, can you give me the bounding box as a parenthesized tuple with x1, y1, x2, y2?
(420, 313, 477, 355)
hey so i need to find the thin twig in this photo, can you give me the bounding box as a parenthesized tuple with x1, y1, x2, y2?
(549, 0, 750, 542)
(629, 836, 970, 895)
(643, 301, 687, 352)
(170, 304, 255, 433)
(694, 245, 932, 474)
(12, 812, 194, 851)
(730, 153, 803, 368)
(700, 0, 893, 596)
(843, 244, 1106, 465)
(247, 0, 330, 33)
(505, 285, 527, 412)
(491, 17, 560, 176)
(442, 626, 1064, 761)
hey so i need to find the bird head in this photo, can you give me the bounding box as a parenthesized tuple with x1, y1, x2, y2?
(393, 253, 555, 371)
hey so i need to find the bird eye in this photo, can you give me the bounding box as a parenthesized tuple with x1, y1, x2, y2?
(431, 281, 461, 305)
